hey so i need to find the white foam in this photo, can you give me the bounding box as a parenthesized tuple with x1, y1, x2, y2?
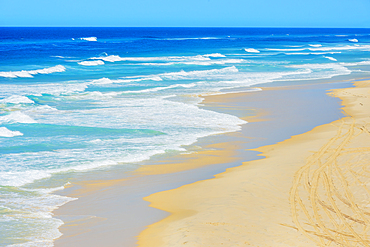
(182, 59, 244, 66)
(24, 184, 70, 194)
(199, 37, 218, 40)
(286, 63, 351, 80)
(80, 37, 97, 41)
(26, 105, 58, 114)
(308, 44, 370, 52)
(2, 183, 77, 246)
(0, 65, 66, 78)
(324, 56, 337, 61)
(89, 77, 115, 85)
(348, 38, 358, 43)
(78, 60, 105, 66)
(285, 52, 310, 55)
(89, 75, 163, 85)
(158, 37, 219, 41)
(311, 52, 342, 55)
(203, 53, 226, 57)
(90, 54, 212, 63)
(244, 48, 260, 53)
(93, 55, 125, 62)
(340, 60, 370, 66)
(89, 139, 102, 144)
(0, 111, 37, 124)
(160, 66, 239, 80)
(0, 127, 23, 137)
(138, 58, 244, 66)
(309, 44, 322, 47)
(0, 95, 34, 104)
(29, 65, 66, 75)
(86, 67, 240, 89)
(125, 83, 197, 94)
(266, 48, 305, 52)
(0, 170, 51, 187)
(51, 56, 66, 59)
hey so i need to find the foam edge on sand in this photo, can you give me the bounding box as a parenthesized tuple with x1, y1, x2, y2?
(137, 79, 370, 247)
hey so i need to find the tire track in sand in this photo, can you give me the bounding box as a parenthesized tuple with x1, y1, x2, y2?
(290, 116, 370, 246)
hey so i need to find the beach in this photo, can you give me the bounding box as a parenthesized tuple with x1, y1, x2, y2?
(137, 79, 370, 246)
(1, 28, 370, 246)
(52, 78, 360, 246)
(2, 0, 370, 244)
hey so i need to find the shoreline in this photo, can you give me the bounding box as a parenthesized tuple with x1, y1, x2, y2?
(137, 79, 370, 246)
(53, 79, 352, 246)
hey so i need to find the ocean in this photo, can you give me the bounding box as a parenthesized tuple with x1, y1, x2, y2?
(1, 27, 370, 246)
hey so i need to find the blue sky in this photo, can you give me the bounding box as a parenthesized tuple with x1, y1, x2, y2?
(1, 0, 370, 27)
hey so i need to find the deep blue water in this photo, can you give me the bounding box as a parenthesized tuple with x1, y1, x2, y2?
(1, 27, 370, 246)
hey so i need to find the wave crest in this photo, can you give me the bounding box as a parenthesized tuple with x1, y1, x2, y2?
(348, 39, 358, 43)
(0, 112, 37, 124)
(0, 95, 34, 104)
(324, 56, 337, 61)
(244, 48, 260, 53)
(0, 127, 23, 137)
(0, 65, 66, 78)
(78, 60, 105, 66)
(80, 37, 97, 41)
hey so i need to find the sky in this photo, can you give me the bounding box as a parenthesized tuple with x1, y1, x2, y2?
(1, 0, 370, 27)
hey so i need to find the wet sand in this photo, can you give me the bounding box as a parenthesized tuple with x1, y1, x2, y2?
(54, 80, 351, 246)
(137, 79, 370, 246)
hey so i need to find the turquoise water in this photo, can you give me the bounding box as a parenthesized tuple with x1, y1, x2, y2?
(1, 27, 370, 246)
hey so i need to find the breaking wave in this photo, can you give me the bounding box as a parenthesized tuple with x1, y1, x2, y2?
(0, 112, 37, 124)
(0, 127, 23, 137)
(0, 95, 34, 104)
(80, 37, 97, 41)
(324, 56, 338, 61)
(78, 60, 105, 66)
(0, 65, 66, 78)
(348, 39, 358, 43)
(244, 48, 260, 53)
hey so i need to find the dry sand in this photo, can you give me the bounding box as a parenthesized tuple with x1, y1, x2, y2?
(137, 80, 370, 247)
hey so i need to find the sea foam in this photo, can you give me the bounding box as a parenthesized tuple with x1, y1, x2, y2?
(308, 44, 370, 52)
(244, 48, 260, 53)
(0, 183, 76, 246)
(160, 66, 239, 80)
(89, 54, 213, 63)
(324, 56, 338, 61)
(78, 60, 105, 66)
(285, 52, 310, 55)
(287, 63, 351, 80)
(203, 53, 226, 57)
(348, 39, 359, 43)
(340, 60, 370, 67)
(0, 112, 37, 124)
(266, 48, 306, 52)
(80, 37, 97, 41)
(0, 65, 66, 78)
(0, 95, 34, 104)
(0, 127, 23, 137)
(89, 75, 163, 85)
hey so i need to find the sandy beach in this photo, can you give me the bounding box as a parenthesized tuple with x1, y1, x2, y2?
(52, 79, 357, 246)
(2, 27, 370, 247)
(137, 79, 370, 246)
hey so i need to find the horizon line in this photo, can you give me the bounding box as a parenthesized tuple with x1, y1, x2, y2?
(1, 26, 370, 29)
